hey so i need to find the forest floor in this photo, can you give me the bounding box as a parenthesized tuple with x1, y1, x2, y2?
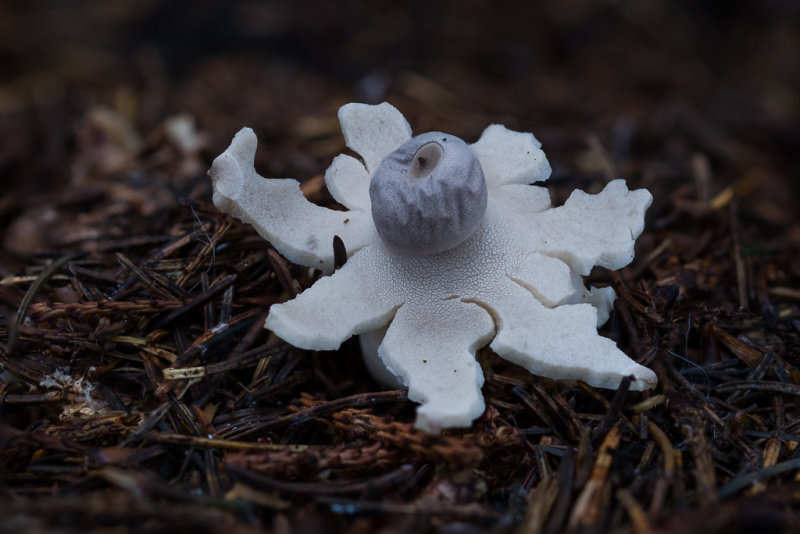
(1, 2, 799, 533)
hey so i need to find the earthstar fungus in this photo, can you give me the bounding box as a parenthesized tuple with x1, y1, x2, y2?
(209, 102, 657, 433)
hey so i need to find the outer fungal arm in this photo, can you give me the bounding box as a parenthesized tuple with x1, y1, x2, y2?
(209, 127, 373, 272)
(529, 180, 652, 275)
(472, 277, 657, 391)
(471, 124, 552, 186)
(338, 102, 412, 174)
(325, 154, 372, 211)
(265, 247, 402, 350)
(377, 300, 495, 433)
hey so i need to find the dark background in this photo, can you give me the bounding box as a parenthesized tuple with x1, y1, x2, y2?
(1, 1, 798, 216)
(2, 2, 800, 534)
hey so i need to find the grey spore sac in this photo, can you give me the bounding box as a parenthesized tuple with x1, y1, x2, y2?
(369, 132, 488, 255)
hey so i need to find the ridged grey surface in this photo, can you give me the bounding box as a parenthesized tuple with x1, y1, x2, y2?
(369, 132, 488, 255)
